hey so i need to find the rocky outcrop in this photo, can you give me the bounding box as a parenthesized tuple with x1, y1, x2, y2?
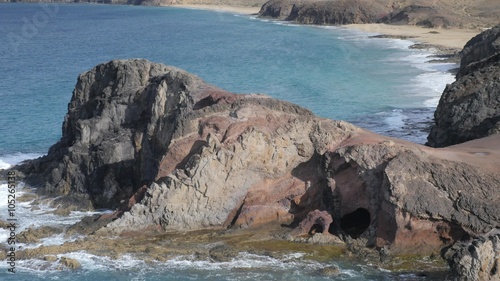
(259, 0, 393, 25)
(444, 233, 500, 281)
(291, 209, 333, 236)
(457, 25, 500, 78)
(258, 0, 297, 20)
(19, 59, 233, 208)
(427, 25, 500, 147)
(259, 0, 500, 29)
(15, 59, 500, 257)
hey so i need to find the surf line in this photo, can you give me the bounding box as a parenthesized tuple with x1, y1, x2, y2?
(6, 171, 17, 274)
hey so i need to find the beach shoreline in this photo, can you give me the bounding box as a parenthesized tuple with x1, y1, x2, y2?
(344, 23, 482, 51)
(168, 3, 482, 52)
(166, 3, 261, 15)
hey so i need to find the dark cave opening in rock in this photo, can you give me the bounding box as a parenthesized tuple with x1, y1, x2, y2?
(340, 208, 371, 238)
(309, 224, 324, 235)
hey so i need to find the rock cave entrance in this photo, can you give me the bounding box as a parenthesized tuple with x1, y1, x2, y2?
(309, 224, 324, 235)
(340, 208, 371, 238)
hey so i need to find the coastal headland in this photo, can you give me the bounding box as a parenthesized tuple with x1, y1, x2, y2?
(0, 0, 499, 279)
(1, 22, 499, 279)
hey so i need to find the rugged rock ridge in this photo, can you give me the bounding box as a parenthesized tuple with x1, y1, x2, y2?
(259, 0, 500, 28)
(259, 0, 392, 25)
(457, 25, 500, 78)
(20, 59, 236, 208)
(444, 233, 500, 281)
(427, 25, 500, 148)
(15, 59, 500, 258)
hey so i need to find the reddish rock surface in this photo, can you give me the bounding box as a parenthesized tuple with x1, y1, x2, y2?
(292, 210, 334, 236)
(13, 59, 500, 259)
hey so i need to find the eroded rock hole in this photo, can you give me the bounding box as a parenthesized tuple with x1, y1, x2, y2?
(309, 224, 324, 235)
(340, 208, 371, 238)
(491, 259, 498, 276)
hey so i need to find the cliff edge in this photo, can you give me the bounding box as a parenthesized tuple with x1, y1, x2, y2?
(427, 25, 500, 148)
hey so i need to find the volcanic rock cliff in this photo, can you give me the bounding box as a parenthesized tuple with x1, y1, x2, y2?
(259, 0, 500, 29)
(427, 25, 500, 148)
(15, 59, 500, 259)
(259, 0, 392, 25)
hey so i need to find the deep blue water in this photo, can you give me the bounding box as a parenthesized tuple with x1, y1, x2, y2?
(0, 3, 455, 279)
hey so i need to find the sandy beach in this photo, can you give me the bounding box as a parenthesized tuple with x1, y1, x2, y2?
(345, 23, 482, 50)
(169, 4, 482, 50)
(168, 4, 261, 15)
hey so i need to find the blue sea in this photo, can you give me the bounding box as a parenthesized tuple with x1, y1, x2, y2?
(0, 3, 456, 280)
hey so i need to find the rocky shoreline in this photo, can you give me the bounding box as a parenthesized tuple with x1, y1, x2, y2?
(1, 0, 500, 276)
(258, 0, 499, 29)
(1, 23, 499, 279)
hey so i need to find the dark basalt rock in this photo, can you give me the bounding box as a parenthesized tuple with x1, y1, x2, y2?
(427, 25, 500, 147)
(15, 59, 221, 209)
(458, 25, 500, 78)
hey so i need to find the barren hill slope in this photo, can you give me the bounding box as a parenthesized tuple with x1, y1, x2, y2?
(260, 0, 500, 28)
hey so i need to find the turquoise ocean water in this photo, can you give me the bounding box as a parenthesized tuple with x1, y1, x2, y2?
(0, 3, 456, 280)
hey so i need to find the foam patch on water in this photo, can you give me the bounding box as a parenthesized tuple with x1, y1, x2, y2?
(12, 249, 370, 280)
(61, 252, 147, 271)
(0, 181, 110, 251)
(384, 109, 405, 129)
(0, 187, 104, 231)
(411, 65, 456, 107)
(0, 152, 44, 170)
(353, 107, 436, 144)
(164, 252, 322, 271)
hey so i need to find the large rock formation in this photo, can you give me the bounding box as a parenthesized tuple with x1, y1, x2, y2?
(259, 0, 393, 25)
(259, 0, 500, 29)
(427, 25, 500, 147)
(424, 24, 500, 281)
(444, 233, 500, 281)
(20, 59, 230, 208)
(15, 59, 500, 257)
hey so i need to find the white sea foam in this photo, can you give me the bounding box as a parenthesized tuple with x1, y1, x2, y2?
(61, 251, 147, 270)
(13, 249, 348, 277)
(409, 63, 456, 107)
(0, 181, 109, 251)
(384, 109, 405, 129)
(0, 152, 44, 170)
(334, 26, 457, 109)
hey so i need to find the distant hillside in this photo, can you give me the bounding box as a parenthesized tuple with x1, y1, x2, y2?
(259, 0, 500, 29)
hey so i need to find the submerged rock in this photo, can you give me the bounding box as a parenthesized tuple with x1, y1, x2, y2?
(59, 257, 81, 270)
(17, 226, 62, 244)
(208, 244, 238, 262)
(316, 265, 341, 276)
